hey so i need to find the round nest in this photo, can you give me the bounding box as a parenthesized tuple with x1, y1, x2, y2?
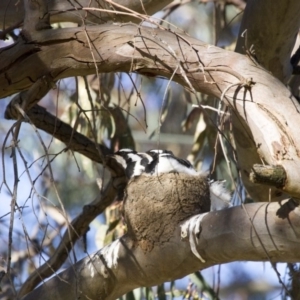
(123, 173, 210, 251)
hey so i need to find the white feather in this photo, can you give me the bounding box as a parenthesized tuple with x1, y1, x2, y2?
(130, 160, 146, 177)
(131, 152, 154, 177)
(152, 154, 198, 175)
(126, 153, 142, 162)
(112, 155, 127, 169)
(118, 148, 135, 153)
(209, 181, 232, 211)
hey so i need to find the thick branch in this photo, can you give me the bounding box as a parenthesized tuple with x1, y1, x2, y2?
(23, 0, 51, 33)
(235, 0, 300, 82)
(1, 24, 300, 201)
(21, 201, 300, 300)
(0, 0, 172, 28)
(233, 0, 300, 200)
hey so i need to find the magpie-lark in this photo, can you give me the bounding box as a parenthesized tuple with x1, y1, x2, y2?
(110, 148, 231, 210)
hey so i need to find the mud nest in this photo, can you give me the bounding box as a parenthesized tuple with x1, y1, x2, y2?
(123, 173, 210, 251)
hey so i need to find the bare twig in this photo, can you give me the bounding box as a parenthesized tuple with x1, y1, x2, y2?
(5, 104, 111, 163)
(18, 179, 118, 298)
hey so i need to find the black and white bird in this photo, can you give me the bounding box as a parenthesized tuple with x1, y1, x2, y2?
(110, 148, 231, 210)
(111, 149, 198, 178)
(111, 148, 153, 178)
(145, 149, 198, 176)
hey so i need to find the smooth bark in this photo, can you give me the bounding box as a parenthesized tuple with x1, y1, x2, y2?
(233, 0, 300, 202)
(2, 24, 300, 201)
(235, 0, 300, 82)
(21, 201, 300, 300)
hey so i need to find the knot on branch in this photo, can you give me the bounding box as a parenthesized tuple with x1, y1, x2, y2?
(123, 173, 210, 252)
(249, 164, 287, 188)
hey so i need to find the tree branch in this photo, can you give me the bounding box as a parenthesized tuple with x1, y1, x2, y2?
(23, 0, 51, 34)
(5, 103, 111, 163)
(18, 178, 123, 298)
(21, 201, 300, 300)
(235, 0, 300, 82)
(0, 0, 173, 28)
(4, 75, 55, 118)
(1, 24, 300, 201)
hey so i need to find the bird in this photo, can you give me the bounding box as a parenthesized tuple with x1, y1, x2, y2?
(111, 149, 199, 177)
(111, 149, 153, 178)
(111, 148, 138, 170)
(145, 149, 199, 176)
(127, 151, 154, 178)
(110, 148, 231, 210)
